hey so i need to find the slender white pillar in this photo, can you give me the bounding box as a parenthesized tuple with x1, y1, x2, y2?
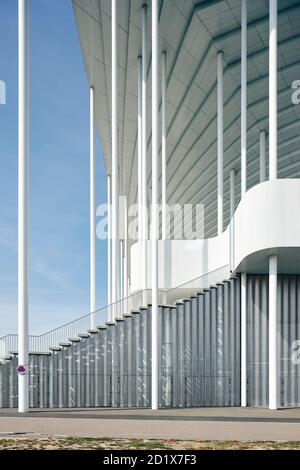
(230, 169, 235, 221)
(229, 169, 235, 271)
(142, 5, 148, 301)
(241, 272, 247, 407)
(161, 51, 167, 240)
(241, 0, 247, 196)
(123, 196, 128, 313)
(107, 175, 112, 320)
(18, 0, 29, 413)
(151, 0, 159, 410)
(217, 51, 224, 235)
(138, 56, 142, 242)
(90, 86, 96, 329)
(269, 0, 277, 180)
(260, 131, 266, 183)
(269, 254, 278, 410)
(111, 0, 119, 315)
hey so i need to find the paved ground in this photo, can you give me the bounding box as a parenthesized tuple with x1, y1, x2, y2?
(0, 407, 300, 441)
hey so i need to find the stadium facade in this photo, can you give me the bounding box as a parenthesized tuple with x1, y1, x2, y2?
(1, 0, 300, 412)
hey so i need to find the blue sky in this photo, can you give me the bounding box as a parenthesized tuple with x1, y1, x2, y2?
(0, 0, 108, 336)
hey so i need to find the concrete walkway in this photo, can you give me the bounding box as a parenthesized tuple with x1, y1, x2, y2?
(0, 408, 300, 441)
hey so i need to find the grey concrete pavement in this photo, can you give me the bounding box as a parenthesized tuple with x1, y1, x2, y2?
(0, 408, 300, 441)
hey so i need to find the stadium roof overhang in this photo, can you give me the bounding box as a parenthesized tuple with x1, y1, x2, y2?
(72, 0, 300, 238)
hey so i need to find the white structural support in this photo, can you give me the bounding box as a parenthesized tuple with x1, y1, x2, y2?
(260, 131, 266, 183)
(241, 272, 247, 407)
(107, 175, 112, 320)
(269, 254, 278, 410)
(90, 86, 96, 329)
(217, 51, 224, 235)
(229, 169, 235, 271)
(161, 51, 167, 240)
(123, 196, 128, 314)
(151, 0, 159, 411)
(142, 4, 148, 302)
(18, 0, 29, 413)
(111, 0, 119, 314)
(269, 0, 277, 180)
(241, 0, 247, 196)
(230, 169, 236, 221)
(138, 56, 142, 242)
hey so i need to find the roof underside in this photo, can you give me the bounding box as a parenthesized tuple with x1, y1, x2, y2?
(73, 0, 300, 239)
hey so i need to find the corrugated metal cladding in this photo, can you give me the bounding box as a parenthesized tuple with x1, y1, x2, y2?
(0, 275, 300, 408)
(247, 275, 300, 407)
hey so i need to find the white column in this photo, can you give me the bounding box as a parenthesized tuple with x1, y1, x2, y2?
(217, 51, 223, 235)
(161, 51, 167, 240)
(229, 169, 235, 271)
(241, 0, 247, 196)
(269, 254, 278, 410)
(111, 0, 119, 316)
(151, 0, 159, 410)
(138, 56, 142, 242)
(90, 86, 96, 329)
(142, 5, 148, 301)
(269, 0, 277, 180)
(260, 131, 266, 183)
(230, 169, 235, 221)
(18, 0, 29, 413)
(107, 175, 112, 320)
(123, 197, 128, 313)
(241, 272, 247, 407)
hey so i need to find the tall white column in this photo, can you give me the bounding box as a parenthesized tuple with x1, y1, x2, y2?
(111, 0, 119, 315)
(230, 169, 235, 271)
(241, 0, 247, 196)
(260, 131, 266, 183)
(230, 169, 235, 221)
(107, 175, 112, 320)
(90, 86, 96, 329)
(241, 272, 247, 407)
(142, 5, 148, 301)
(161, 51, 167, 240)
(138, 56, 142, 242)
(269, 0, 277, 180)
(18, 0, 29, 413)
(123, 197, 128, 313)
(217, 51, 223, 235)
(269, 254, 278, 410)
(151, 0, 159, 411)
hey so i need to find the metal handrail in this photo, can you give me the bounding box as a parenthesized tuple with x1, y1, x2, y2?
(0, 265, 231, 358)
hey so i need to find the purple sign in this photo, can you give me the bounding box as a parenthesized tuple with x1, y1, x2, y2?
(16, 365, 28, 375)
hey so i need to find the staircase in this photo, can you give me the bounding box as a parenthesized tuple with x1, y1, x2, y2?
(0, 276, 241, 408)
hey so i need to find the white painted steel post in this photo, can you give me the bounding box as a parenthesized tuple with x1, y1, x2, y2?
(260, 131, 266, 183)
(217, 51, 223, 235)
(161, 51, 167, 240)
(138, 56, 142, 243)
(269, 254, 278, 410)
(241, 0, 247, 196)
(269, 0, 277, 180)
(123, 197, 128, 313)
(18, 0, 29, 413)
(229, 169, 235, 271)
(90, 86, 96, 329)
(142, 5, 148, 303)
(107, 175, 112, 321)
(230, 169, 235, 221)
(241, 272, 247, 407)
(151, 0, 159, 410)
(112, 0, 119, 317)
